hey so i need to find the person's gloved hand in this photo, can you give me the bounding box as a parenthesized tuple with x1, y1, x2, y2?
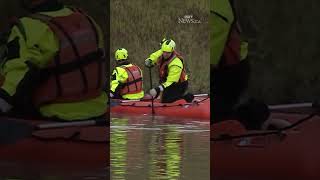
(149, 85, 164, 99)
(109, 92, 114, 98)
(145, 58, 154, 68)
(0, 98, 12, 113)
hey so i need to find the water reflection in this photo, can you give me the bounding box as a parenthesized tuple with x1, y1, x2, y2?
(111, 115, 210, 180)
(111, 118, 128, 180)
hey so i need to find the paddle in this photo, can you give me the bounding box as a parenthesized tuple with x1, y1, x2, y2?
(37, 118, 107, 129)
(148, 67, 155, 115)
(0, 117, 107, 144)
(268, 102, 313, 110)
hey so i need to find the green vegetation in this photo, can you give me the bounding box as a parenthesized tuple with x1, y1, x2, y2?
(236, 1, 320, 104)
(111, 0, 209, 93)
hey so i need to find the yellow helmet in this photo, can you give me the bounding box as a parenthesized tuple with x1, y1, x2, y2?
(161, 39, 175, 53)
(115, 48, 128, 61)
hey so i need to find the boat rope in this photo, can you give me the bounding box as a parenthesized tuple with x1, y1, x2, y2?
(211, 113, 317, 141)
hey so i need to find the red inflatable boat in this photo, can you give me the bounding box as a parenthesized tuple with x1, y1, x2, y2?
(211, 112, 320, 180)
(0, 116, 109, 172)
(111, 95, 210, 120)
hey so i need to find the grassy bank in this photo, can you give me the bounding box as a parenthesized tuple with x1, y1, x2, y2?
(236, 1, 320, 104)
(111, 0, 209, 94)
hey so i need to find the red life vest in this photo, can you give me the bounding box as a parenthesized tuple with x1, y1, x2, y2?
(158, 51, 187, 84)
(28, 8, 105, 106)
(119, 64, 143, 95)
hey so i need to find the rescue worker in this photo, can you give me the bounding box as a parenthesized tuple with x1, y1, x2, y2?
(110, 48, 144, 100)
(0, 0, 107, 121)
(211, 0, 250, 122)
(145, 39, 194, 103)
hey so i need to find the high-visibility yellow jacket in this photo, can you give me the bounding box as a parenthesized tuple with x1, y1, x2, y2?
(1, 6, 107, 121)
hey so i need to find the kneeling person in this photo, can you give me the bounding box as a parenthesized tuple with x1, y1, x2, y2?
(110, 48, 144, 100)
(145, 39, 194, 103)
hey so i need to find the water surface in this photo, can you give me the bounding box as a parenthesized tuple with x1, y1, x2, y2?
(111, 114, 210, 180)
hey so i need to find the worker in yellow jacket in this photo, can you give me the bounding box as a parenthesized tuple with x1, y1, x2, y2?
(211, 0, 250, 122)
(145, 39, 193, 103)
(110, 48, 144, 100)
(0, 0, 107, 121)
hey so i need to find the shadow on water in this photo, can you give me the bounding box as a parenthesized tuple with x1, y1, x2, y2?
(111, 114, 210, 180)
